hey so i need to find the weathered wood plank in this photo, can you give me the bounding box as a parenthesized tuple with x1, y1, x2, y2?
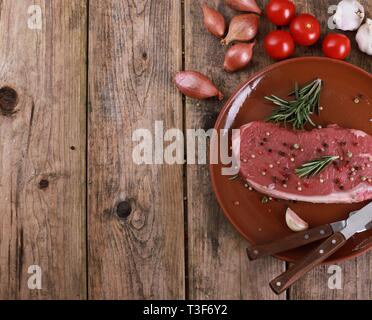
(185, 0, 285, 300)
(88, 0, 185, 299)
(0, 0, 87, 299)
(289, 0, 372, 300)
(290, 252, 371, 300)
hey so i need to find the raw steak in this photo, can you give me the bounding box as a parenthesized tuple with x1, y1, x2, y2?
(232, 121, 372, 203)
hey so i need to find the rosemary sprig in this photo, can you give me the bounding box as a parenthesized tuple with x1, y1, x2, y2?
(265, 79, 323, 130)
(296, 155, 340, 179)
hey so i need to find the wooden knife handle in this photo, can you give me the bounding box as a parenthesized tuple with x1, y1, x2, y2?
(270, 233, 347, 295)
(247, 225, 333, 261)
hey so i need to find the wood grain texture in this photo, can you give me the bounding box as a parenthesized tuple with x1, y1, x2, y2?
(0, 0, 87, 299)
(88, 0, 185, 299)
(289, 0, 372, 300)
(184, 0, 285, 300)
(0, 0, 369, 301)
(289, 252, 371, 300)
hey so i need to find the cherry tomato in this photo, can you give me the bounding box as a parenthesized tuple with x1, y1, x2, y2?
(264, 30, 295, 60)
(322, 33, 351, 60)
(290, 14, 321, 46)
(266, 0, 296, 26)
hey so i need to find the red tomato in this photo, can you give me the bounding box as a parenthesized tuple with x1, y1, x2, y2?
(322, 33, 351, 60)
(266, 0, 296, 26)
(290, 14, 321, 46)
(264, 30, 295, 60)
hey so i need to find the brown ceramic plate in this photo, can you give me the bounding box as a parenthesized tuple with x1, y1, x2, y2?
(210, 57, 372, 263)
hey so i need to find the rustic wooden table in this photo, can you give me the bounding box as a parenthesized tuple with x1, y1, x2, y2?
(0, 0, 370, 300)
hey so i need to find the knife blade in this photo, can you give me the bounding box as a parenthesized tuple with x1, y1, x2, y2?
(270, 202, 372, 295)
(341, 202, 372, 239)
(247, 224, 335, 260)
(247, 203, 372, 261)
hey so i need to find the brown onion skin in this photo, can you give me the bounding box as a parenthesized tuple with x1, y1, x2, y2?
(224, 41, 256, 72)
(174, 71, 223, 101)
(202, 4, 226, 38)
(221, 14, 259, 45)
(226, 0, 262, 15)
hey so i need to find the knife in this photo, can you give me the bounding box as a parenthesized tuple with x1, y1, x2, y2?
(247, 210, 366, 261)
(269, 202, 372, 295)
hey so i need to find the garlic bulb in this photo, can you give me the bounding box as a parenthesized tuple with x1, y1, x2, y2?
(333, 0, 365, 31)
(356, 19, 372, 55)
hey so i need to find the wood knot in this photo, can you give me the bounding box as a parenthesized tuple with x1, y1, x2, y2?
(38, 179, 49, 190)
(116, 201, 132, 219)
(0, 87, 18, 115)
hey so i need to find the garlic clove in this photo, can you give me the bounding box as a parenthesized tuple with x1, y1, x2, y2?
(221, 14, 260, 46)
(333, 0, 365, 31)
(202, 4, 227, 38)
(174, 71, 224, 101)
(224, 41, 256, 72)
(356, 18, 372, 56)
(226, 0, 262, 15)
(285, 208, 309, 232)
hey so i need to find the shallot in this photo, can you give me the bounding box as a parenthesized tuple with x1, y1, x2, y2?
(226, 0, 262, 15)
(356, 19, 372, 56)
(202, 4, 226, 38)
(221, 14, 259, 45)
(333, 0, 365, 31)
(285, 208, 309, 232)
(224, 41, 256, 72)
(174, 71, 223, 101)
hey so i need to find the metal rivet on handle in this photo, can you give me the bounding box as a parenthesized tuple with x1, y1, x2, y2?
(319, 249, 324, 254)
(320, 230, 325, 235)
(332, 240, 337, 244)
(304, 234, 310, 240)
(276, 282, 282, 287)
(254, 250, 259, 255)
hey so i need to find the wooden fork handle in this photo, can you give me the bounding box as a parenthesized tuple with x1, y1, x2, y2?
(270, 232, 347, 295)
(247, 225, 333, 260)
